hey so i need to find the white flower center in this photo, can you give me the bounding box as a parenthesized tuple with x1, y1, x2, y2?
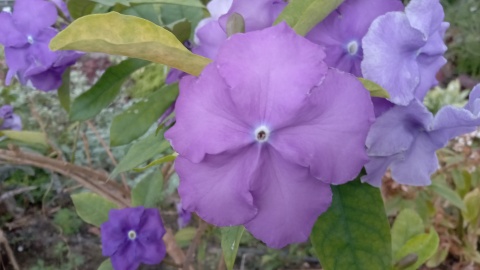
(347, 40, 359, 56)
(254, 125, 270, 143)
(27, 35, 34, 44)
(128, 230, 137, 240)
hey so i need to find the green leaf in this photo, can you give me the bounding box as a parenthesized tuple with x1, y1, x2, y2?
(221, 226, 244, 270)
(70, 58, 150, 121)
(129, 0, 205, 7)
(462, 188, 480, 223)
(131, 170, 164, 207)
(57, 68, 71, 112)
(121, 4, 162, 25)
(358, 78, 390, 98)
(71, 193, 118, 226)
(429, 181, 467, 211)
(50, 12, 211, 76)
(132, 153, 177, 172)
(394, 229, 440, 270)
(67, 0, 97, 19)
(0, 130, 48, 146)
(97, 259, 113, 270)
(91, 0, 130, 6)
(166, 19, 192, 43)
(175, 227, 197, 248)
(391, 209, 424, 256)
(110, 84, 178, 146)
(310, 180, 391, 270)
(274, 0, 344, 36)
(112, 132, 170, 177)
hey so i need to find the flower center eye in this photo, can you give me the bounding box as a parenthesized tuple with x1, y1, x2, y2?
(347, 41, 358, 56)
(128, 230, 137, 240)
(254, 126, 270, 143)
(27, 35, 34, 44)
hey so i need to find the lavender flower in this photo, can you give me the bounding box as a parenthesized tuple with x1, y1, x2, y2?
(101, 207, 166, 270)
(0, 0, 81, 91)
(165, 23, 374, 248)
(193, 0, 286, 59)
(363, 84, 480, 187)
(361, 0, 449, 105)
(0, 105, 22, 131)
(306, 0, 403, 76)
(176, 202, 192, 229)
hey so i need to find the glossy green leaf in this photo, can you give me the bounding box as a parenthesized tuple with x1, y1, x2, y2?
(311, 180, 391, 270)
(67, 0, 97, 19)
(97, 259, 113, 270)
(429, 181, 467, 211)
(131, 170, 164, 207)
(175, 227, 197, 248)
(70, 58, 149, 121)
(91, 0, 130, 6)
(112, 133, 170, 177)
(71, 193, 118, 226)
(0, 130, 48, 146)
(274, 0, 344, 36)
(359, 78, 390, 98)
(221, 226, 245, 270)
(166, 19, 192, 43)
(110, 84, 178, 146)
(50, 12, 211, 76)
(462, 188, 480, 223)
(121, 4, 162, 25)
(58, 68, 71, 112)
(391, 209, 424, 256)
(132, 153, 177, 172)
(394, 229, 440, 270)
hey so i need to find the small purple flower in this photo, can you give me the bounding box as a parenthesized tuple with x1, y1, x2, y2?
(193, 0, 286, 59)
(176, 202, 192, 229)
(361, 0, 449, 105)
(363, 84, 480, 186)
(0, 0, 81, 91)
(101, 207, 166, 270)
(165, 23, 374, 248)
(0, 105, 22, 131)
(306, 0, 403, 76)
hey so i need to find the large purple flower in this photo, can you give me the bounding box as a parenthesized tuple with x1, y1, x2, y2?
(165, 23, 375, 248)
(0, 105, 22, 131)
(363, 84, 480, 187)
(101, 207, 166, 270)
(0, 0, 81, 91)
(362, 0, 449, 105)
(306, 0, 403, 76)
(193, 0, 286, 59)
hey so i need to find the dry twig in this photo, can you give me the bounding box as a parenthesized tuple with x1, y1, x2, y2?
(0, 229, 20, 270)
(183, 219, 209, 270)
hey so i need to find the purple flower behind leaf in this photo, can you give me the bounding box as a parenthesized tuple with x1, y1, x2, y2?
(361, 0, 449, 105)
(0, 0, 81, 91)
(363, 84, 480, 187)
(165, 23, 375, 248)
(306, 0, 403, 76)
(193, 0, 286, 59)
(0, 105, 22, 131)
(176, 202, 192, 229)
(101, 207, 166, 270)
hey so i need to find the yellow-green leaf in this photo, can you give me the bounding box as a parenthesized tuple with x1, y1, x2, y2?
(391, 209, 425, 256)
(462, 188, 480, 223)
(50, 12, 211, 76)
(221, 226, 244, 270)
(359, 78, 390, 98)
(275, 0, 344, 36)
(97, 259, 113, 270)
(71, 193, 118, 227)
(0, 130, 48, 146)
(175, 227, 197, 248)
(394, 229, 439, 270)
(132, 153, 178, 172)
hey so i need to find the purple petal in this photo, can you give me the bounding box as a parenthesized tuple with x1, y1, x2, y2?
(405, 0, 445, 37)
(366, 99, 433, 157)
(362, 155, 399, 187)
(0, 105, 22, 130)
(175, 147, 259, 226)
(245, 147, 332, 248)
(50, 0, 71, 19)
(0, 12, 28, 47)
(110, 241, 141, 270)
(270, 69, 374, 184)
(362, 12, 425, 105)
(136, 209, 166, 265)
(12, 0, 57, 36)
(206, 0, 233, 19)
(193, 19, 227, 59)
(216, 22, 327, 129)
(27, 68, 64, 91)
(101, 219, 127, 257)
(389, 133, 439, 186)
(165, 66, 252, 163)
